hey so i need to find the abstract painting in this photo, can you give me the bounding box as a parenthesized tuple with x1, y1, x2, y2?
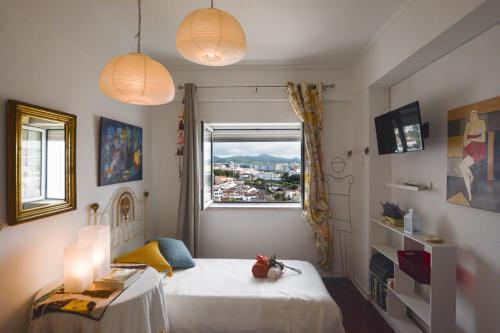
(447, 96, 500, 213)
(98, 117, 142, 186)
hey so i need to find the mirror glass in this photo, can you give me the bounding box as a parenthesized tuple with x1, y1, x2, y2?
(21, 115, 66, 210)
(7, 100, 76, 225)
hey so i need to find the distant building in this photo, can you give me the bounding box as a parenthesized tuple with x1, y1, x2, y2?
(213, 186, 223, 200)
(214, 176, 234, 184)
(256, 172, 282, 181)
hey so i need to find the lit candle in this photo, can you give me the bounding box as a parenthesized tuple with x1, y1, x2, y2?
(64, 242, 93, 293)
(78, 225, 111, 279)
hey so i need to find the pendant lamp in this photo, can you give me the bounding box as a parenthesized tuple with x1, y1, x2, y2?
(176, 0, 247, 66)
(99, 0, 175, 105)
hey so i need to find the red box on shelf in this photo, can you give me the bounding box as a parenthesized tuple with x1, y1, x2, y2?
(397, 250, 431, 284)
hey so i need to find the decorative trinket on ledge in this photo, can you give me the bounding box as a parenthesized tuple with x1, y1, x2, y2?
(381, 201, 406, 227)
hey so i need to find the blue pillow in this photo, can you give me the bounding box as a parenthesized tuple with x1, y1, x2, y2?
(156, 238, 196, 269)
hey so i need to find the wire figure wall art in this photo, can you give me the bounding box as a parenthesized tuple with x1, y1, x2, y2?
(325, 156, 355, 276)
(326, 156, 355, 232)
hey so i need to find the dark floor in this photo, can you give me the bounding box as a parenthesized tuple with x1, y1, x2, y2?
(324, 278, 394, 333)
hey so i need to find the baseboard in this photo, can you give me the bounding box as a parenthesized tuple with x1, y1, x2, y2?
(347, 273, 370, 300)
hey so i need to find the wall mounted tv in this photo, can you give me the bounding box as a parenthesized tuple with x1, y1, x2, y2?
(374, 101, 428, 155)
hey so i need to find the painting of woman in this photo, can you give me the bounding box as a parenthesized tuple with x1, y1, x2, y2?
(448, 96, 500, 213)
(459, 110, 486, 202)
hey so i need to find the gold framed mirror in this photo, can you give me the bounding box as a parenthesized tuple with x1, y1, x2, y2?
(7, 100, 77, 225)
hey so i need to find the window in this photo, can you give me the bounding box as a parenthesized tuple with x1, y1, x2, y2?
(202, 123, 303, 207)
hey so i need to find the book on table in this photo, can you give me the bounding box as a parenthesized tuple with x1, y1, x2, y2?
(94, 268, 141, 290)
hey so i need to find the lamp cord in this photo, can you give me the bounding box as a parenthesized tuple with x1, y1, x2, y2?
(135, 0, 142, 53)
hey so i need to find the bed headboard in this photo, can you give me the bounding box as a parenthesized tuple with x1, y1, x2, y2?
(89, 187, 149, 258)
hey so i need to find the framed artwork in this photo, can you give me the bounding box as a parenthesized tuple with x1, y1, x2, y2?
(447, 96, 500, 213)
(98, 117, 142, 186)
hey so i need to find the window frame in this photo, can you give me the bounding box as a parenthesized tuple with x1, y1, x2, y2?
(21, 124, 46, 203)
(201, 122, 214, 210)
(202, 123, 305, 208)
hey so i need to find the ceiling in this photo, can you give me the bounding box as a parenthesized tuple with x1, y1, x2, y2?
(94, 0, 409, 69)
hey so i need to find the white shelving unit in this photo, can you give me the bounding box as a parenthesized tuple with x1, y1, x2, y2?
(369, 218, 456, 333)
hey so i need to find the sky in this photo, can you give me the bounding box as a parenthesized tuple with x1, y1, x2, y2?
(213, 142, 301, 159)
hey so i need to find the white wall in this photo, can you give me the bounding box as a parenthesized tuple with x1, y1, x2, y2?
(350, 0, 487, 94)
(346, 0, 498, 300)
(0, 1, 151, 332)
(150, 68, 354, 274)
(346, 89, 371, 290)
(390, 24, 500, 333)
(347, 87, 392, 294)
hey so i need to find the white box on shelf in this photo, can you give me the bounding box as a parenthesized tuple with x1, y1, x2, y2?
(404, 208, 421, 235)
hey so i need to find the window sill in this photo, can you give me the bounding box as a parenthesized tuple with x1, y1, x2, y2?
(208, 203, 302, 210)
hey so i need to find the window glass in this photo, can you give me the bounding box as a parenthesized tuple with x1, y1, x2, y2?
(46, 129, 66, 199)
(212, 131, 302, 203)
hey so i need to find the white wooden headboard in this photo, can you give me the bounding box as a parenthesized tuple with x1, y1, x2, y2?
(89, 187, 149, 258)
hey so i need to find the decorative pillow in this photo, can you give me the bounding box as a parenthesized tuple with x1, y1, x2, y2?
(156, 238, 196, 269)
(114, 241, 173, 276)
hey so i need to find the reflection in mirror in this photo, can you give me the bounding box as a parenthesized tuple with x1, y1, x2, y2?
(7, 100, 76, 225)
(21, 115, 66, 210)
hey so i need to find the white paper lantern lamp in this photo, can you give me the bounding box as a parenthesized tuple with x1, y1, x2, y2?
(99, 0, 175, 105)
(99, 53, 174, 105)
(78, 225, 111, 280)
(176, 2, 247, 66)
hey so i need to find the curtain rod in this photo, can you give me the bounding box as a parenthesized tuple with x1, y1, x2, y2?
(177, 83, 335, 91)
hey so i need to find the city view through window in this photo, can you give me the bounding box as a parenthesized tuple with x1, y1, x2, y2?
(212, 141, 302, 203)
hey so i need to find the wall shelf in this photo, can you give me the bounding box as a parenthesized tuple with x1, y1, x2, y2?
(389, 288, 430, 325)
(371, 244, 398, 263)
(386, 182, 433, 191)
(369, 218, 456, 332)
(372, 299, 422, 333)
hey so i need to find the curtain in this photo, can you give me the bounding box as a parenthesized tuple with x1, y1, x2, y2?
(176, 83, 201, 256)
(286, 82, 333, 270)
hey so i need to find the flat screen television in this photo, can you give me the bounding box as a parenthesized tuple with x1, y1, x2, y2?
(374, 101, 426, 155)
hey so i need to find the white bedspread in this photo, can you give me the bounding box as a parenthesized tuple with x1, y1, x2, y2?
(163, 259, 345, 333)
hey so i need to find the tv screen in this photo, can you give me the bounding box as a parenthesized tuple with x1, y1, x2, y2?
(375, 101, 424, 155)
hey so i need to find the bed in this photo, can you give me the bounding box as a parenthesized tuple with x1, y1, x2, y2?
(90, 188, 345, 333)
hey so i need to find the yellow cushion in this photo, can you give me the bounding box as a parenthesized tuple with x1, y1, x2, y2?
(113, 241, 173, 276)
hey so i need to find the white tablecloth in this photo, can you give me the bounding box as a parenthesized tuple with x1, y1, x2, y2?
(29, 268, 168, 333)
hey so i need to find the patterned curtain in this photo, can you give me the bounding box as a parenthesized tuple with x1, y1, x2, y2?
(286, 82, 333, 270)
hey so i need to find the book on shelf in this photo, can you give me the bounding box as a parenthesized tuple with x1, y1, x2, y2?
(369, 273, 388, 311)
(94, 268, 141, 290)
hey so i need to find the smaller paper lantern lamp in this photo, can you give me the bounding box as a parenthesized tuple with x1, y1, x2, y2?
(64, 242, 93, 293)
